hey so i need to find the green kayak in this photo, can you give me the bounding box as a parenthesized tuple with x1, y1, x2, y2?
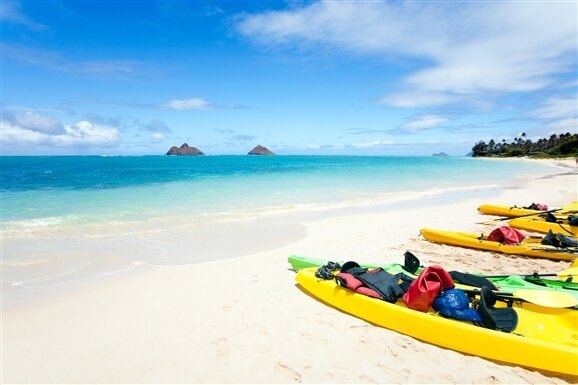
(288, 254, 578, 306)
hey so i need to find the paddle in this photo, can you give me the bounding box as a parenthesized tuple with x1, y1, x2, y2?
(478, 268, 577, 280)
(512, 290, 577, 308)
(464, 288, 578, 308)
(404, 250, 578, 279)
(477, 208, 562, 225)
(550, 223, 576, 236)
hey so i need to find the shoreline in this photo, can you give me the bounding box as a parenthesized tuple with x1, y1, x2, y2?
(2, 158, 577, 383)
(1, 179, 512, 299)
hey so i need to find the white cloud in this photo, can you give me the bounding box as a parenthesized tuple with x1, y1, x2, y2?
(237, 1, 577, 108)
(306, 143, 346, 150)
(165, 98, 211, 110)
(60, 121, 119, 145)
(351, 140, 394, 148)
(381, 91, 458, 108)
(1, 120, 119, 147)
(1, 121, 46, 144)
(76, 60, 138, 78)
(545, 118, 578, 134)
(2, 44, 140, 78)
(14, 111, 64, 134)
(204, 5, 224, 16)
(140, 118, 172, 133)
(0, 1, 47, 30)
(150, 132, 165, 142)
(531, 96, 578, 120)
(237, 1, 417, 53)
(401, 115, 448, 131)
(527, 96, 578, 136)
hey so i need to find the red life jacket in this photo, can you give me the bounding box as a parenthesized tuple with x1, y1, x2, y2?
(487, 226, 525, 245)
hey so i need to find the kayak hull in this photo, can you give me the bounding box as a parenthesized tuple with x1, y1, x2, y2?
(478, 204, 544, 217)
(420, 228, 576, 261)
(509, 217, 578, 237)
(296, 267, 578, 376)
(478, 202, 578, 218)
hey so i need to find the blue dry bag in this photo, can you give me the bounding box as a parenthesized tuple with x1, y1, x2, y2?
(433, 288, 481, 322)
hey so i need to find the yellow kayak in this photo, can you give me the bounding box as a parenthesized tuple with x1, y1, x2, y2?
(478, 204, 547, 217)
(420, 228, 576, 261)
(478, 201, 578, 218)
(296, 267, 578, 376)
(509, 217, 578, 237)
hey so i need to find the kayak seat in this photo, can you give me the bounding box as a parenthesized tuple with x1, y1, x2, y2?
(403, 251, 421, 274)
(541, 230, 578, 248)
(543, 212, 559, 223)
(476, 287, 518, 332)
(557, 231, 578, 247)
(449, 271, 498, 290)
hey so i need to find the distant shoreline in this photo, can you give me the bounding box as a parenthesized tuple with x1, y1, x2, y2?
(475, 156, 577, 170)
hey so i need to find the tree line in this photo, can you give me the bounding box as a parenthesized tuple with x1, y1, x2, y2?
(471, 132, 578, 158)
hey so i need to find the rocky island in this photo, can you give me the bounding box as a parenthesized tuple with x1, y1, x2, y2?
(166, 143, 204, 156)
(248, 145, 275, 155)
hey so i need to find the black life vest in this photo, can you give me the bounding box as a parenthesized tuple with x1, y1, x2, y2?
(335, 262, 407, 303)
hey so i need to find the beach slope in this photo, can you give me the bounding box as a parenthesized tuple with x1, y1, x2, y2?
(2, 159, 577, 384)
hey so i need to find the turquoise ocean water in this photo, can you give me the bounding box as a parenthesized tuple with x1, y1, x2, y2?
(1, 155, 560, 293)
(1, 155, 558, 227)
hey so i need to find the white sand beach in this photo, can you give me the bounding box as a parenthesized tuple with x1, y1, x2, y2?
(2, 158, 577, 384)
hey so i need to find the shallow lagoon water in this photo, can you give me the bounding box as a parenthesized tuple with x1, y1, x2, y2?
(1, 156, 560, 292)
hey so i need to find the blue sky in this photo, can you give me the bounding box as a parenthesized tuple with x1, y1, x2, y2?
(1, 1, 577, 156)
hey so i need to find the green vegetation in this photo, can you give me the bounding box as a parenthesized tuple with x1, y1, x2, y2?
(471, 132, 578, 158)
